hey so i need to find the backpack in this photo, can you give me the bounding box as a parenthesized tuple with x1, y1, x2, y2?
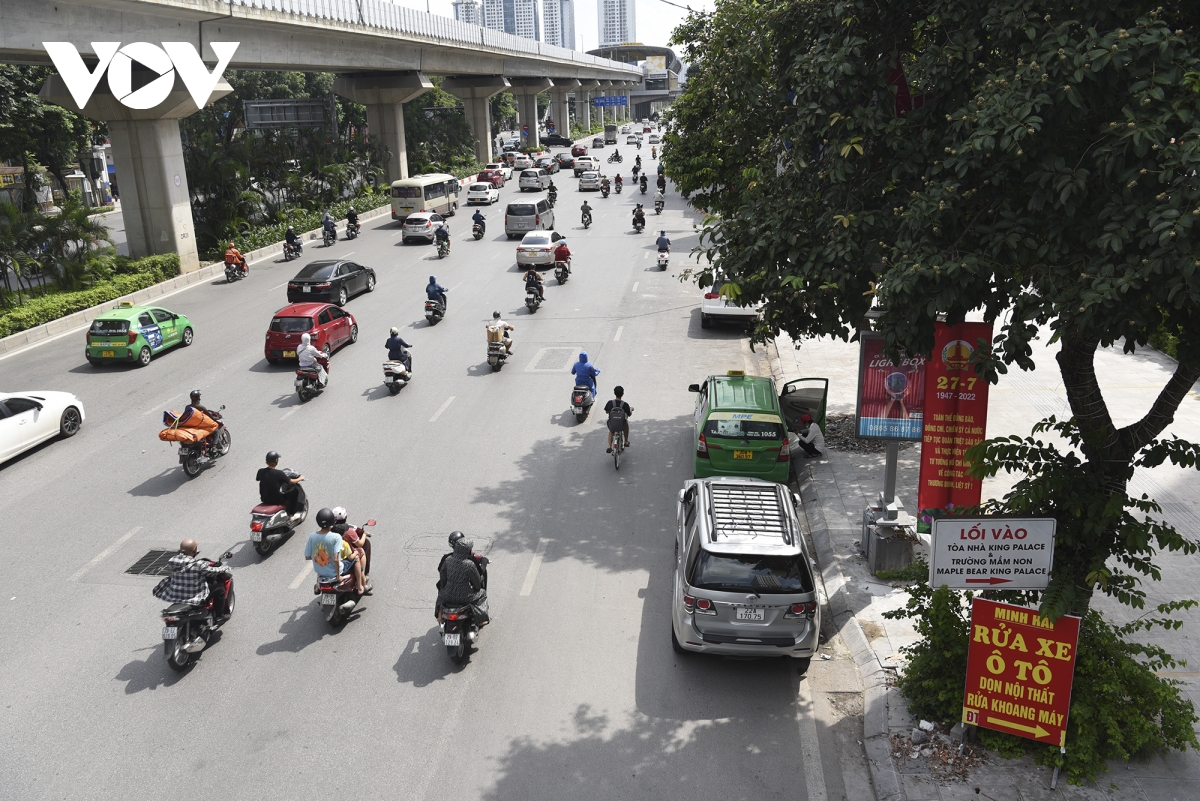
(607, 401, 627, 423)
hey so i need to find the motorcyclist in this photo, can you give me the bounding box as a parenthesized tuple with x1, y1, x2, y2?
(386, 326, 413, 373)
(604, 385, 633, 452)
(580, 200, 593, 226)
(184, 389, 220, 420)
(321, 209, 335, 238)
(614, 174, 623, 191)
(554, 238, 571, 269)
(434, 222, 450, 252)
(651, 145, 657, 159)
(654, 189, 665, 212)
(639, 173, 648, 193)
(471, 209, 487, 235)
(634, 155, 642, 170)
(657, 174, 666, 193)
(631, 163, 640, 180)
(256, 450, 305, 518)
(296, 332, 327, 387)
(656, 230, 671, 254)
(345, 206, 359, 234)
(426, 275, 448, 309)
(600, 175, 610, 194)
(571, 350, 600, 400)
(436, 532, 488, 613)
(436, 535, 489, 625)
(223, 241, 247, 274)
(489, 311, 514, 355)
(524, 267, 546, 302)
(153, 539, 232, 622)
(284, 226, 302, 253)
(548, 179, 558, 200)
(658, 162, 666, 176)
(632, 205, 646, 230)
(330, 506, 371, 594)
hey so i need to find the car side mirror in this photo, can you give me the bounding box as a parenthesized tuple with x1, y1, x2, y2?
(688, 384, 700, 393)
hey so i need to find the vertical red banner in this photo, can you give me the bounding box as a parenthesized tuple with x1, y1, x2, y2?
(917, 322, 993, 531)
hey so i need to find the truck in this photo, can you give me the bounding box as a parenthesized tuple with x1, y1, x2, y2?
(604, 124, 618, 145)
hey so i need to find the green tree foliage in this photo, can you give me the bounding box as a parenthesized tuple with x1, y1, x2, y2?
(491, 91, 518, 136)
(403, 81, 480, 176)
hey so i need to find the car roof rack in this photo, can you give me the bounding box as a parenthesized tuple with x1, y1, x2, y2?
(706, 481, 795, 547)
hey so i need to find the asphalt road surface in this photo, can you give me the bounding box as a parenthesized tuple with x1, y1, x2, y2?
(1, 144, 856, 801)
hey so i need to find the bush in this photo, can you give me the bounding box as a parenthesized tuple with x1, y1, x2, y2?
(885, 584, 972, 722)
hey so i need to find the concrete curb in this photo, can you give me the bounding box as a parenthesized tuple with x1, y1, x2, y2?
(0, 204, 393, 359)
(769, 337, 906, 801)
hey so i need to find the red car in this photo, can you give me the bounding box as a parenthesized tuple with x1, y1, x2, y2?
(571, 143, 588, 157)
(478, 169, 506, 188)
(264, 302, 358, 364)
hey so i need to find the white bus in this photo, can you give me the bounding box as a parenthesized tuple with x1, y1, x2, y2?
(390, 173, 460, 221)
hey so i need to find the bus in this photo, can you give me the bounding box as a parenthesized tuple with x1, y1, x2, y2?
(390, 173, 460, 222)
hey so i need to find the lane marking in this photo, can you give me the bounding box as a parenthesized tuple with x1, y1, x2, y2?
(450, 282, 463, 292)
(631, 282, 639, 292)
(519, 538, 550, 596)
(269, 282, 288, 291)
(281, 407, 299, 421)
(795, 675, 829, 801)
(614, 326, 623, 342)
(341, 251, 355, 259)
(289, 565, 313, 590)
(644, 252, 649, 259)
(429, 395, 455, 422)
(70, 526, 142, 582)
(141, 394, 182, 417)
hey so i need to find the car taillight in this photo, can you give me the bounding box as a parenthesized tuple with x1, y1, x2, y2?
(288, 282, 299, 288)
(682, 594, 695, 613)
(85, 333, 92, 344)
(314, 282, 331, 289)
(777, 444, 790, 462)
(505, 215, 508, 225)
(127, 331, 138, 344)
(250, 522, 263, 532)
(697, 433, 709, 458)
(785, 602, 818, 619)
(265, 332, 270, 341)
(695, 598, 717, 615)
(535, 214, 540, 225)
(704, 292, 719, 299)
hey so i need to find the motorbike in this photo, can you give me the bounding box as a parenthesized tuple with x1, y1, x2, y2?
(633, 217, 645, 234)
(600, 185, 610, 199)
(425, 298, 446, 325)
(437, 238, 450, 259)
(525, 286, 541, 313)
(640, 177, 648, 194)
(655, 199, 664, 214)
(607, 151, 622, 164)
(615, 182, 623, 195)
(582, 212, 592, 229)
(345, 220, 360, 240)
(249, 472, 308, 556)
(487, 341, 508, 371)
(383, 359, 411, 394)
(283, 241, 303, 261)
(572, 385, 595, 423)
(315, 520, 377, 626)
(323, 225, 336, 246)
(554, 259, 570, 284)
(160, 550, 234, 671)
(657, 251, 669, 271)
(472, 222, 485, 240)
(441, 604, 484, 664)
(295, 355, 329, 402)
(180, 405, 231, 478)
(224, 259, 248, 282)
(548, 189, 558, 207)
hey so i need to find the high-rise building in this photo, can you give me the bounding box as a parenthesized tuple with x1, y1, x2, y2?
(543, 0, 576, 49)
(452, 0, 481, 25)
(597, 0, 634, 47)
(482, 0, 541, 40)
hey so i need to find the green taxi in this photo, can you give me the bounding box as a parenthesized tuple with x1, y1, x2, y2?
(690, 371, 790, 482)
(85, 302, 194, 367)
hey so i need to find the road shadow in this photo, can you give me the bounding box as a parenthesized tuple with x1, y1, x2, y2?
(271, 392, 303, 409)
(393, 626, 462, 686)
(686, 307, 753, 340)
(466, 362, 505, 376)
(114, 645, 189, 692)
(248, 358, 293, 374)
(127, 467, 189, 497)
(362, 384, 394, 401)
(68, 360, 140, 374)
(255, 604, 342, 656)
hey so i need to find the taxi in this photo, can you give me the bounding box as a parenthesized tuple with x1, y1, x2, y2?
(85, 302, 194, 367)
(689, 371, 790, 482)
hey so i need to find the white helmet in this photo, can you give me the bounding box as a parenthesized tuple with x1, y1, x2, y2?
(331, 506, 347, 524)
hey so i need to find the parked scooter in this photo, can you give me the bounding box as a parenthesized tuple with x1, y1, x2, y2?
(160, 550, 234, 671)
(571, 385, 595, 423)
(249, 471, 308, 556)
(383, 360, 411, 394)
(295, 355, 329, 402)
(315, 520, 376, 626)
(283, 241, 303, 261)
(554, 259, 570, 284)
(425, 299, 446, 325)
(179, 405, 231, 478)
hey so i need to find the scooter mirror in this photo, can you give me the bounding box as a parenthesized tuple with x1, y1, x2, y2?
(219, 405, 226, 410)
(365, 519, 376, 526)
(222, 550, 234, 559)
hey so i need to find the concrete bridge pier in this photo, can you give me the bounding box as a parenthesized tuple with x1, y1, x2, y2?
(549, 79, 579, 140)
(334, 72, 432, 184)
(442, 76, 511, 166)
(575, 80, 599, 133)
(38, 73, 232, 274)
(509, 78, 554, 149)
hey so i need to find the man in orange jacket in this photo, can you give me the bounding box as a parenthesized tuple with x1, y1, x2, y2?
(224, 242, 247, 275)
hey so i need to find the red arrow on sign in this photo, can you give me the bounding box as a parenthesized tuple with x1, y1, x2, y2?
(965, 577, 1012, 585)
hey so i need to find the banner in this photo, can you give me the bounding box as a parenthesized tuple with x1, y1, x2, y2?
(963, 599, 1080, 747)
(917, 322, 993, 530)
(854, 333, 926, 440)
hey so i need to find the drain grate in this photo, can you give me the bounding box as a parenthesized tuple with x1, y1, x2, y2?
(125, 549, 177, 577)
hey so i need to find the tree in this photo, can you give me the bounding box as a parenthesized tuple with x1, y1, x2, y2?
(491, 91, 518, 136)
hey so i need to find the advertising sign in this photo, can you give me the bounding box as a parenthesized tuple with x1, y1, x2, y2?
(44, 42, 239, 110)
(917, 321, 993, 529)
(963, 599, 1080, 746)
(854, 333, 926, 440)
(591, 96, 629, 107)
(930, 517, 1055, 589)
(643, 55, 667, 76)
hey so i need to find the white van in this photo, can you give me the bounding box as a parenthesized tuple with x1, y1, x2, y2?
(390, 173, 460, 222)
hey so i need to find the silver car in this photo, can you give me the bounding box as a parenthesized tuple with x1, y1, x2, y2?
(401, 212, 447, 244)
(671, 477, 821, 667)
(578, 171, 602, 191)
(518, 168, 551, 192)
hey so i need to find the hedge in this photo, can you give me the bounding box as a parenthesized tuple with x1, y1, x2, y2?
(0, 253, 180, 339)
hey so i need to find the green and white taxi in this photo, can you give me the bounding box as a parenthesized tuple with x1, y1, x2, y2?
(85, 302, 194, 367)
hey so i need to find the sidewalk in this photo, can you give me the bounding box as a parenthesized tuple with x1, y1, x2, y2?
(769, 330, 1200, 800)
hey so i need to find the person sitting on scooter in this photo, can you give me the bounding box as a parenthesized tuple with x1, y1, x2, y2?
(489, 311, 514, 355)
(435, 531, 488, 618)
(571, 350, 600, 399)
(580, 200, 593, 225)
(632, 205, 646, 230)
(296, 333, 327, 387)
(524, 267, 546, 301)
(256, 451, 305, 518)
(345, 206, 359, 233)
(426, 275, 448, 309)
(614, 174, 623, 190)
(321, 210, 335, 237)
(554, 237, 571, 267)
(305, 508, 347, 584)
(434, 222, 450, 251)
(639, 173, 648, 192)
(656, 230, 671, 254)
(436, 535, 489, 625)
(386, 327, 413, 373)
(331, 506, 372, 581)
(631, 164, 640, 181)
(471, 209, 486, 235)
(654, 189, 665, 211)
(657, 174, 666, 193)
(153, 539, 232, 621)
(223, 241, 247, 274)
(605, 385, 633, 453)
(185, 389, 220, 420)
(634, 154, 642, 170)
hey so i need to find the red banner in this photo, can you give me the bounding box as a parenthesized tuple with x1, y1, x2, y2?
(962, 599, 1080, 746)
(917, 322, 992, 530)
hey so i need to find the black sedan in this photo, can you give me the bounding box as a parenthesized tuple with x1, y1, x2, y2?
(540, 134, 574, 147)
(286, 259, 376, 307)
(535, 157, 560, 174)
(554, 152, 575, 169)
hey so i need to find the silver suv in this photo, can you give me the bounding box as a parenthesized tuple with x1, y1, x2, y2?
(671, 477, 821, 667)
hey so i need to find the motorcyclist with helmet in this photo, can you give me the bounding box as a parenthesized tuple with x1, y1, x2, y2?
(223, 241, 247, 275)
(614, 173, 623, 192)
(553, 237, 571, 271)
(524, 266, 546, 302)
(386, 327, 413, 373)
(472, 209, 487, 235)
(656, 230, 671, 256)
(580, 200, 593, 227)
(330, 506, 372, 593)
(296, 333, 328, 387)
(435, 531, 489, 619)
(256, 451, 305, 519)
(632, 204, 646, 231)
(305, 508, 365, 593)
(488, 311, 514, 355)
(284, 226, 302, 255)
(436, 531, 489, 625)
(345, 206, 359, 237)
(184, 389, 220, 420)
(434, 222, 451, 253)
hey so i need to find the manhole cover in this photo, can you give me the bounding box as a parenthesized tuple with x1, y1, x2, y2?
(525, 347, 578, 373)
(125, 549, 177, 576)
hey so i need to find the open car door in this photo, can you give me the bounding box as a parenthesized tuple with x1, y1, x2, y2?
(779, 378, 829, 433)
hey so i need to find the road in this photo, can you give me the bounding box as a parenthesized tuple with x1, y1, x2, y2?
(1, 143, 858, 800)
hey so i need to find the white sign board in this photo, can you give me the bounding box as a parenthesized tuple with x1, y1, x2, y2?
(929, 518, 1056, 590)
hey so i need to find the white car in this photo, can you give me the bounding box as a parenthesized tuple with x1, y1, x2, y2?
(516, 230, 564, 267)
(620, 125, 631, 134)
(700, 278, 765, 329)
(626, 134, 638, 144)
(466, 182, 499, 205)
(0, 391, 85, 464)
(578, 171, 602, 191)
(573, 157, 598, 177)
(518, 168, 551, 192)
(648, 133, 661, 144)
(485, 161, 512, 180)
(512, 154, 533, 170)
(401, 212, 448, 244)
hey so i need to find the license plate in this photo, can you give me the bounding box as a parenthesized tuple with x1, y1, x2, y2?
(101, 350, 115, 357)
(320, 593, 337, 606)
(384, 376, 393, 383)
(736, 607, 765, 621)
(251, 531, 262, 542)
(733, 450, 754, 460)
(162, 626, 178, 639)
(302, 285, 311, 292)
(283, 350, 296, 358)
(443, 633, 461, 647)
(294, 379, 304, 387)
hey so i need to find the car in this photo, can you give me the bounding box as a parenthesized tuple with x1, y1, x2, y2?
(535, 157, 560, 174)
(286, 259, 376, 307)
(85, 302, 194, 367)
(401, 212, 449, 243)
(540, 133, 574, 147)
(512, 154, 533, 170)
(571, 144, 588, 157)
(671, 476, 820, 666)
(478, 169, 506, 187)
(578, 171, 602, 191)
(626, 134, 638, 145)
(648, 133, 661, 144)
(502, 141, 519, 153)
(701, 277, 765, 328)
(264, 302, 358, 364)
(554, 152, 576, 170)
(0, 391, 85, 464)
(466, 182, 500, 205)
(620, 125, 631, 134)
(573, 157, 598, 177)
(689, 371, 790, 483)
(505, 198, 555, 237)
(484, 162, 512, 180)
(644, 125, 653, 133)
(518, 168, 551, 192)
(591, 137, 605, 148)
(516, 230, 565, 267)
